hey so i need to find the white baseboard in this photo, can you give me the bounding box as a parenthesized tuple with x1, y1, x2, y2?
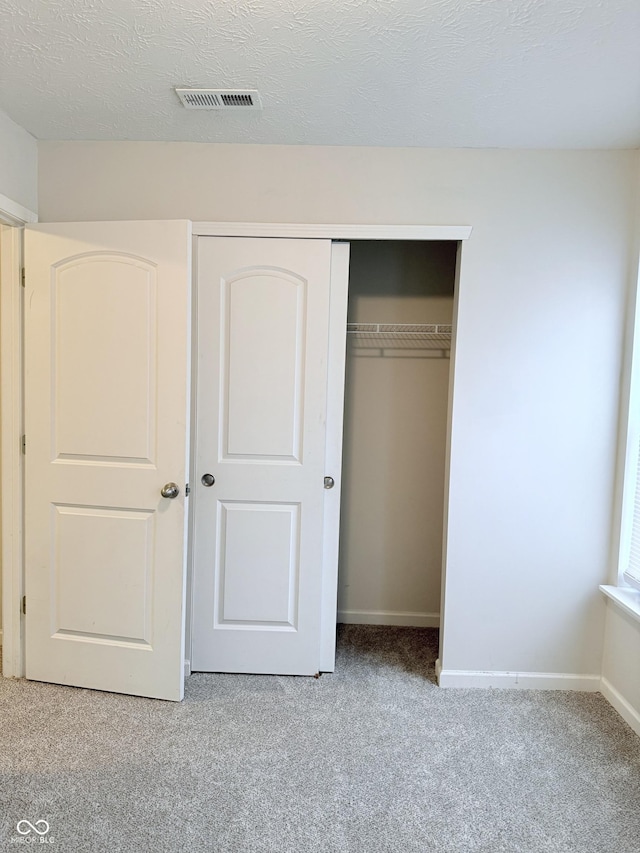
(438, 668, 601, 691)
(600, 677, 640, 738)
(337, 609, 440, 628)
(184, 659, 191, 678)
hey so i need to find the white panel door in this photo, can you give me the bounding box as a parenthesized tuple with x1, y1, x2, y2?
(193, 237, 333, 674)
(24, 221, 192, 701)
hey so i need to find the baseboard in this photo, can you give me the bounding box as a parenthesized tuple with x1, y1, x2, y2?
(337, 609, 440, 628)
(600, 677, 640, 738)
(184, 659, 191, 678)
(438, 668, 601, 691)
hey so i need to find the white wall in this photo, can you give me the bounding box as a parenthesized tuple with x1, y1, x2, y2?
(339, 241, 454, 626)
(38, 142, 639, 678)
(0, 107, 37, 214)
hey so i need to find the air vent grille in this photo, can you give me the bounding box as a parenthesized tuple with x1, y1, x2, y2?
(221, 93, 254, 107)
(175, 89, 262, 110)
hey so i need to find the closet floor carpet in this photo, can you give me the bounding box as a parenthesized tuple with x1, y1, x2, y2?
(2, 625, 640, 853)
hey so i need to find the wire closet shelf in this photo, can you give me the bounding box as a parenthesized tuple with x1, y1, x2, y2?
(346, 323, 452, 353)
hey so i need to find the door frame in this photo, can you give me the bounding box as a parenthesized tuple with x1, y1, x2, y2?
(4, 220, 471, 682)
(191, 223, 471, 241)
(190, 223, 472, 674)
(0, 194, 37, 678)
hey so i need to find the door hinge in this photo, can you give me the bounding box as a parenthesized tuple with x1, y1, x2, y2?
(22, 595, 26, 615)
(21, 268, 25, 287)
(21, 434, 26, 454)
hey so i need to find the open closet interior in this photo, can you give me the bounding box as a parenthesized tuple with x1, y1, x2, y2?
(338, 240, 458, 629)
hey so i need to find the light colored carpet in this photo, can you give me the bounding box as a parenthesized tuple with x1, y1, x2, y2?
(1, 626, 640, 852)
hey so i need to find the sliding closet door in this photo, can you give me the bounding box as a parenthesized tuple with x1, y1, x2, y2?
(192, 237, 337, 675)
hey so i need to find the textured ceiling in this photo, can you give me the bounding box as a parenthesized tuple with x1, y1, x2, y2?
(0, 0, 639, 147)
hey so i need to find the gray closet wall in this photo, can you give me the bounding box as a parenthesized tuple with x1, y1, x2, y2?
(338, 241, 456, 626)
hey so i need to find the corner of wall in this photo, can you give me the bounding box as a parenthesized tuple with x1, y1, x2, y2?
(0, 107, 37, 216)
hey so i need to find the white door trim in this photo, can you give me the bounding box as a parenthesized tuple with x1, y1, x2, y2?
(437, 241, 464, 672)
(1, 196, 36, 677)
(193, 223, 472, 241)
(0, 226, 26, 676)
(0, 192, 37, 228)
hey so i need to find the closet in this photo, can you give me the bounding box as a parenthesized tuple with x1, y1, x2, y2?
(338, 241, 457, 629)
(189, 236, 458, 674)
(21, 222, 466, 700)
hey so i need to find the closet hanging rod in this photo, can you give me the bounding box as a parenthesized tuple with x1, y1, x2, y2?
(347, 323, 452, 334)
(346, 323, 452, 351)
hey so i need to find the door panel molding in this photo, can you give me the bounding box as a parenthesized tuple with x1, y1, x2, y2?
(220, 267, 307, 462)
(51, 253, 158, 464)
(216, 500, 301, 629)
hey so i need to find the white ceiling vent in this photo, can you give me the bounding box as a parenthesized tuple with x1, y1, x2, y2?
(175, 89, 262, 110)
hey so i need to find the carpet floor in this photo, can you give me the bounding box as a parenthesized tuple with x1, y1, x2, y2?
(2, 626, 640, 852)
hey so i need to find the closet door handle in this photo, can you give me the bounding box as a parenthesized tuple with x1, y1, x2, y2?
(324, 476, 335, 489)
(201, 473, 216, 487)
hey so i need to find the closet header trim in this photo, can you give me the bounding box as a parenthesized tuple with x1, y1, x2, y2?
(192, 223, 472, 241)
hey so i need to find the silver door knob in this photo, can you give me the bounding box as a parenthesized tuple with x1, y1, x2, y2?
(161, 482, 180, 499)
(201, 473, 216, 487)
(324, 476, 335, 489)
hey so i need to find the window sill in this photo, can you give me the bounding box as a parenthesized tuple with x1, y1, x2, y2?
(600, 584, 640, 625)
